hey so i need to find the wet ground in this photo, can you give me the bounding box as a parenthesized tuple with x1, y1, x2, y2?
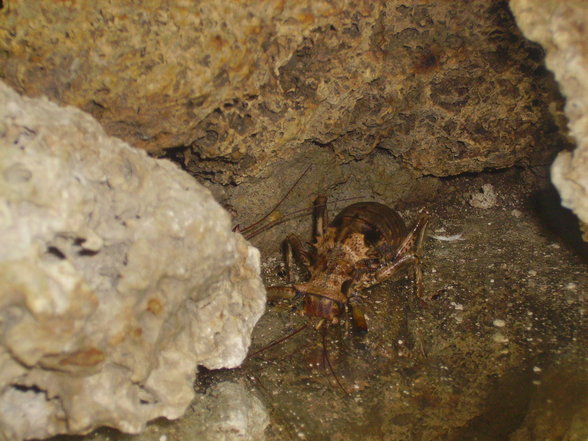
(51, 168, 587, 441)
(230, 169, 587, 441)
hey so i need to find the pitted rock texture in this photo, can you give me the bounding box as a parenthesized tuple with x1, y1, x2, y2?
(189, 382, 269, 441)
(510, 0, 588, 234)
(0, 81, 265, 441)
(0, 1, 570, 184)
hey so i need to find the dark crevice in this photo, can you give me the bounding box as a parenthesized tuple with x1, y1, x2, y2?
(46, 246, 66, 260)
(78, 249, 99, 257)
(12, 384, 45, 394)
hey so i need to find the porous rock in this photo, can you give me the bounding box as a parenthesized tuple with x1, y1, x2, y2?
(0, 1, 570, 184)
(188, 382, 269, 441)
(510, 0, 588, 234)
(0, 80, 265, 440)
(469, 184, 498, 209)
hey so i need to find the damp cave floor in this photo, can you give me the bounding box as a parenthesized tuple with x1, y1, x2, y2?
(51, 169, 588, 441)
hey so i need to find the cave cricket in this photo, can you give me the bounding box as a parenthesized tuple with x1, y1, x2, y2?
(234, 166, 431, 393)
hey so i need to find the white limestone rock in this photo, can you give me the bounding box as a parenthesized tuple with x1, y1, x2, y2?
(511, 1, 588, 232)
(187, 382, 269, 441)
(0, 80, 265, 440)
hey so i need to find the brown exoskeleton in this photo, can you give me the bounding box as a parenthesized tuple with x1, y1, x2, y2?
(267, 195, 430, 333)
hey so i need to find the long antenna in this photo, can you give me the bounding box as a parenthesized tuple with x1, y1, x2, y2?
(240, 195, 366, 240)
(239, 165, 312, 236)
(321, 326, 350, 396)
(247, 323, 308, 359)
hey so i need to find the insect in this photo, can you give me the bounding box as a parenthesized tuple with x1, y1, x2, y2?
(265, 195, 430, 333)
(239, 169, 431, 394)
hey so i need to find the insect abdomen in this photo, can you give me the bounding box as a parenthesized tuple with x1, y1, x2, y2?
(329, 202, 407, 251)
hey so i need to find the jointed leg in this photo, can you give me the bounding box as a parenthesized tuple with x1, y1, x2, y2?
(348, 298, 368, 333)
(266, 285, 297, 303)
(393, 209, 430, 260)
(313, 195, 328, 242)
(411, 209, 429, 298)
(371, 253, 419, 288)
(283, 234, 312, 282)
(387, 209, 429, 298)
(281, 195, 329, 282)
(413, 256, 424, 299)
(413, 208, 429, 260)
(358, 253, 426, 299)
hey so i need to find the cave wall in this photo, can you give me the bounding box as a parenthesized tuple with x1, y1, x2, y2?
(0, 1, 570, 186)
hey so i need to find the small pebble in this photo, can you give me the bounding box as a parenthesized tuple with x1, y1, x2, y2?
(528, 270, 537, 277)
(493, 319, 506, 328)
(470, 184, 497, 209)
(533, 366, 542, 373)
(493, 332, 508, 343)
(511, 209, 522, 218)
(566, 282, 577, 291)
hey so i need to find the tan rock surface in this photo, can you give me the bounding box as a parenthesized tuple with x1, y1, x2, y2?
(0, 80, 265, 440)
(0, 1, 569, 184)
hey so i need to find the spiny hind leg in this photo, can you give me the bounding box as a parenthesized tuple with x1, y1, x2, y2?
(376, 253, 427, 300)
(393, 208, 430, 260)
(411, 208, 429, 299)
(391, 209, 430, 299)
(372, 254, 418, 287)
(361, 208, 429, 291)
(358, 253, 426, 299)
(413, 208, 429, 260)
